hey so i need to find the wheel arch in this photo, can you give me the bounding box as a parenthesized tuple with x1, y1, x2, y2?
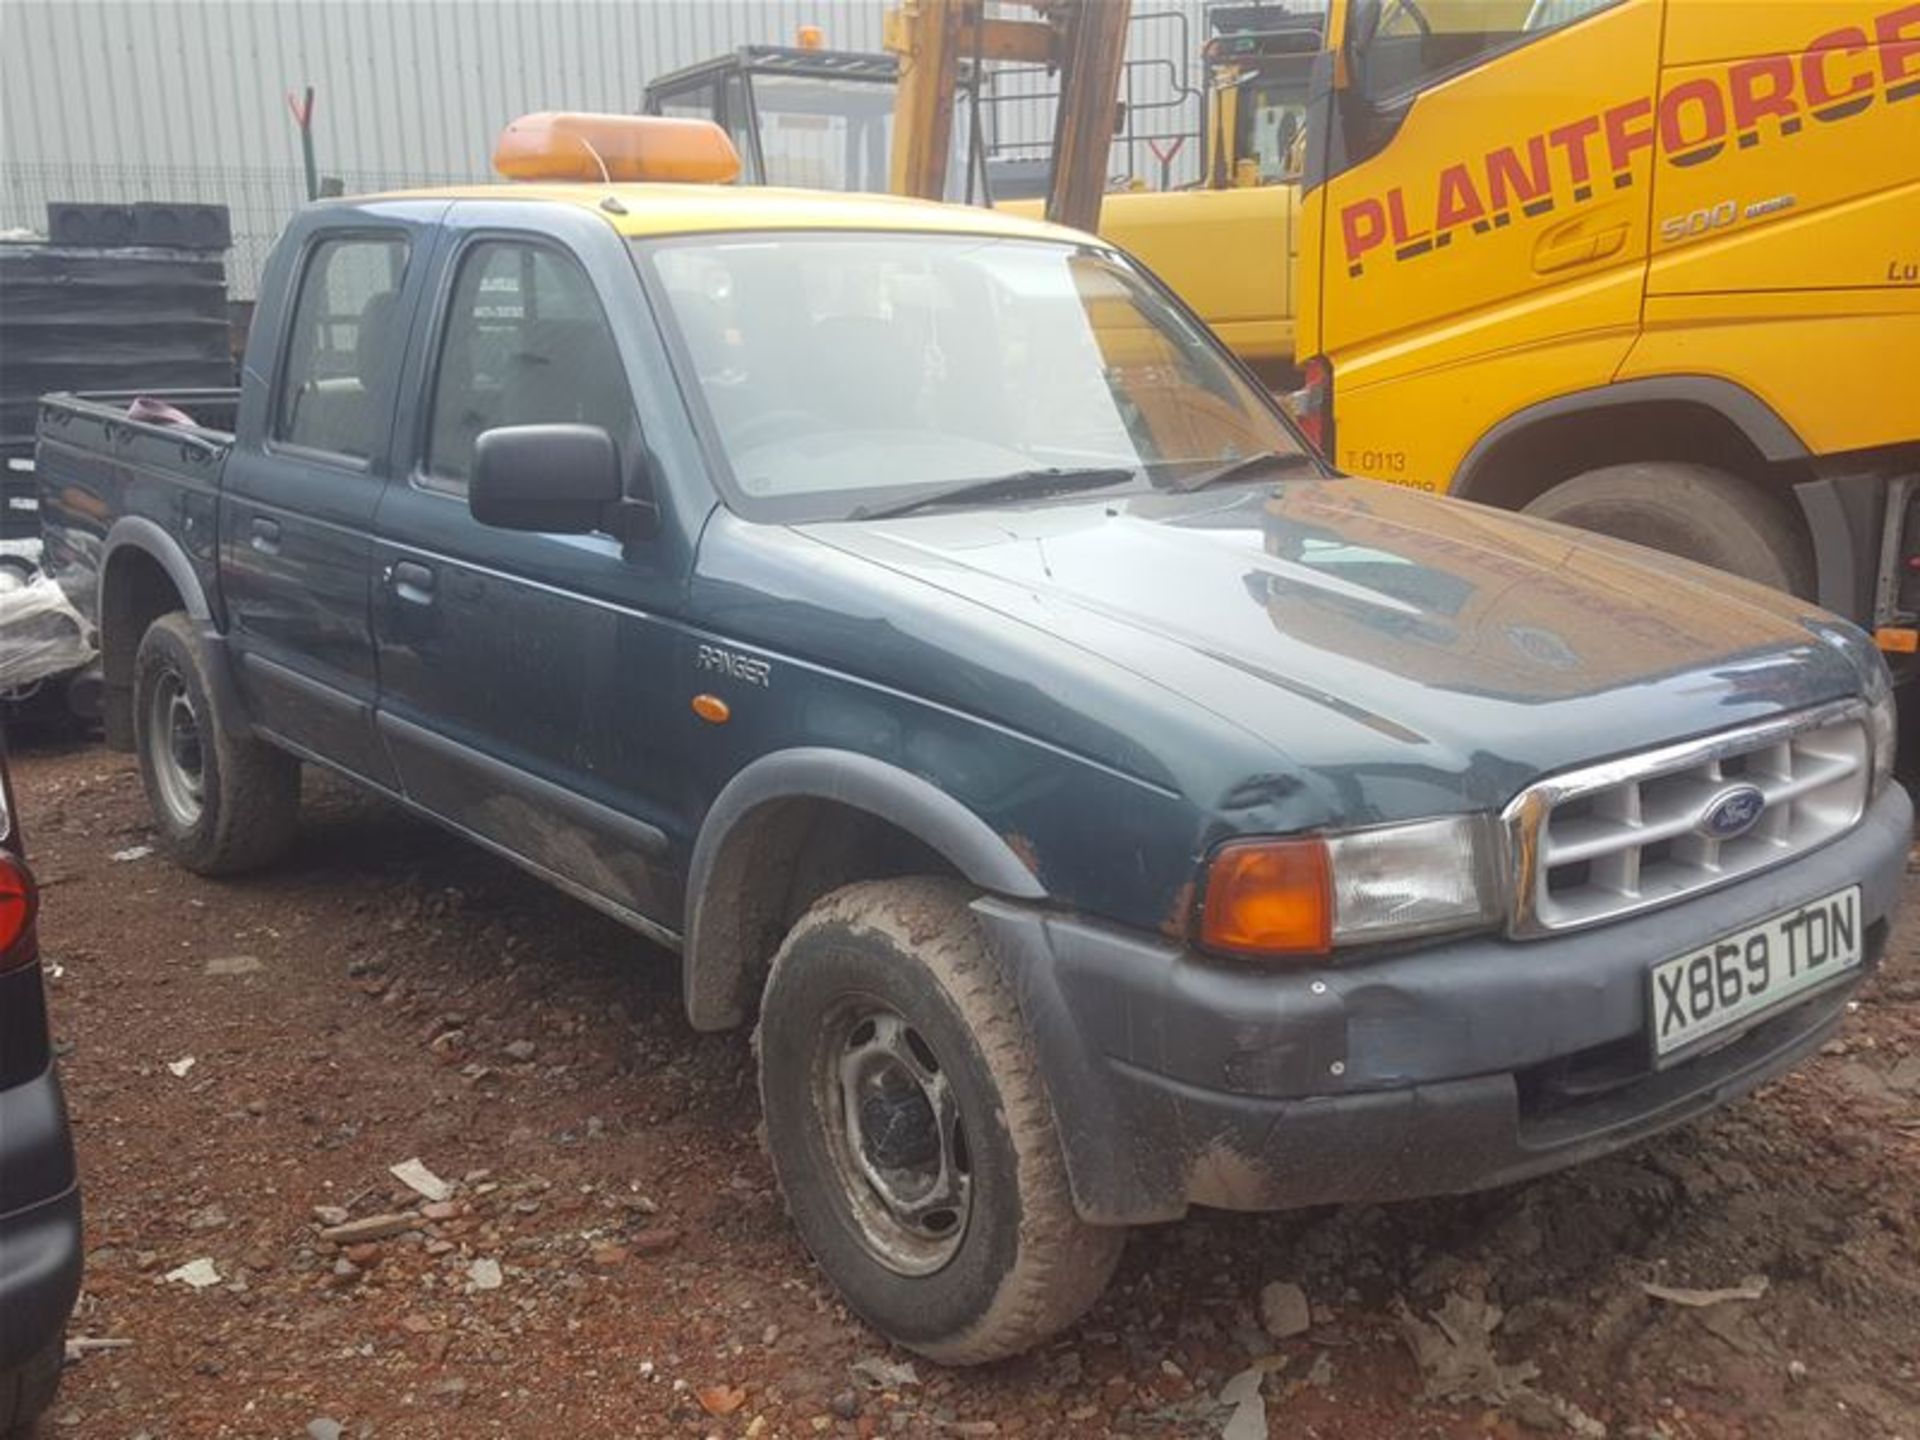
(98, 519, 210, 749)
(681, 749, 1048, 1032)
(1451, 377, 1811, 512)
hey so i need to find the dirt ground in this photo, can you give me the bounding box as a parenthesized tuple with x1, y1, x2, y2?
(11, 738, 1920, 1439)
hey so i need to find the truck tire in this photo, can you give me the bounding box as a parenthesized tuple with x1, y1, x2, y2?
(756, 877, 1124, 1364)
(0, 1332, 63, 1437)
(1522, 462, 1813, 597)
(132, 613, 299, 875)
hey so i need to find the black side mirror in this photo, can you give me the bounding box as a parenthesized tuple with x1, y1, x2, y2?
(470, 424, 623, 534)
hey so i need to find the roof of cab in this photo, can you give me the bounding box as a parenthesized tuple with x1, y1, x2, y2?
(359, 181, 1091, 245)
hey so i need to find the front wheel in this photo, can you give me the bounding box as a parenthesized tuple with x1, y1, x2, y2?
(1522, 462, 1813, 597)
(132, 613, 300, 875)
(756, 877, 1124, 1364)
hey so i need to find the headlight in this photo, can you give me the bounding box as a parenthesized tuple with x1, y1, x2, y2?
(1869, 688, 1898, 797)
(1198, 815, 1504, 961)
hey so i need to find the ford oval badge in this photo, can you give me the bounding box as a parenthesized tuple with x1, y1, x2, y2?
(1699, 784, 1766, 841)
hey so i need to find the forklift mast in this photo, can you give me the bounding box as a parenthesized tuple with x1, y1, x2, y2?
(883, 0, 1133, 235)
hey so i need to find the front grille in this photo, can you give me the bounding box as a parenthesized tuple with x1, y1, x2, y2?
(1507, 701, 1870, 935)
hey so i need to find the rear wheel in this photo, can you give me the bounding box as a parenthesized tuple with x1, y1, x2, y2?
(756, 877, 1124, 1364)
(132, 613, 299, 875)
(1522, 462, 1813, 597)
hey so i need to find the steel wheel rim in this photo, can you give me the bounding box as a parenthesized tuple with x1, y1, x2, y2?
(147, 670, 206, 828)
(813, 994, 973, 1276)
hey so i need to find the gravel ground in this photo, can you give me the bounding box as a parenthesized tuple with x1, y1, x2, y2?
(11, 739, 1920, 1439)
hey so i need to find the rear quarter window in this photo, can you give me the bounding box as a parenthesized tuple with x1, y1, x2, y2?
(274, 235, 410, 460)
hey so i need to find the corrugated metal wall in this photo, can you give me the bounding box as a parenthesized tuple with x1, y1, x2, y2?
(0, 0, 1298, 296)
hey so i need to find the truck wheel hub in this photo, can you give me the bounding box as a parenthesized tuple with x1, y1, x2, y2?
(148, 672, 206, 827)
(817, 1000, 973, 1276)
(858, 1085, 940, 1170)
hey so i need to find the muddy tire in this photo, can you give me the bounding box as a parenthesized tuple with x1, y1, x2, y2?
(1523, 462, 1813, 597)
(0, 1332, 63, 1437)
(132, 613, 299, 876)
(756, 877, 1125, 1364)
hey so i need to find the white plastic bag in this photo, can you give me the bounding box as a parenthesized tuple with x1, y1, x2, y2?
(0, 570, 94, 693)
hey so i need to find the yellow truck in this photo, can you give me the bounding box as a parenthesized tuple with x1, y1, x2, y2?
(1295, 0, 1920, 643)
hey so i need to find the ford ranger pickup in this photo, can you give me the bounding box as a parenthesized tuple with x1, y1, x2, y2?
(33, 114, 1909, 1363)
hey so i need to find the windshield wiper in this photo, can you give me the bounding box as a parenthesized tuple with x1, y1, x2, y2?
(1169, 450, 1316, 494)
(850, 466, 1138, 521)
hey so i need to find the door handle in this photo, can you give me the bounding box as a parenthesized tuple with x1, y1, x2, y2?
(250, 516, 282, 554)
(385, 559, 436, 605)
(1532, 213, 1631, 274)
(1586, 222, 1629, 262)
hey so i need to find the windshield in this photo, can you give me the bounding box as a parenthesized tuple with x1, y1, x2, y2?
(649, 68, 979, 198)
(1234, 73, 1310, 183)
(639, 233, 1302, 523)
(749, 73, 982, 200)
(1228, 58, 1320, 183)
(751, 74, 896, 192)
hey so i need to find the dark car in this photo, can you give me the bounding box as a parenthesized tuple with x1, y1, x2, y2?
(0, 741, 80, 1434)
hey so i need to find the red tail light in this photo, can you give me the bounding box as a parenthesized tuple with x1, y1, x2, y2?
(1290, 355, 1333, 459)
(0, 853, 35, 971)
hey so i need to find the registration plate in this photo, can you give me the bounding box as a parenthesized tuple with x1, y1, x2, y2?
(1650, 886, 1861, 1061)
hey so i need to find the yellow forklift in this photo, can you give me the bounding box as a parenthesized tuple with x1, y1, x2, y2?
(643, 6, 1137, 232)
(894, 1, 1322, 382)
(642, 33, 983, 199)
(643, 4, 1320, 381)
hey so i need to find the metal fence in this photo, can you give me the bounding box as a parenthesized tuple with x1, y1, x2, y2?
(981, 6, 1211, 193)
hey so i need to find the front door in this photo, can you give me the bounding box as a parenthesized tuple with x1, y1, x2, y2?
(371, 208, 692, 935)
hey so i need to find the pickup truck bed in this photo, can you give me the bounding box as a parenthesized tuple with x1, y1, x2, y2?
(37, 390, 239, 538)
(34, 392, 237, 734)
(38, 389, 237, 462)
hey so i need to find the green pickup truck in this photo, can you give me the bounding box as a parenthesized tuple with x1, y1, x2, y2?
(33, 119, 1909, 1362)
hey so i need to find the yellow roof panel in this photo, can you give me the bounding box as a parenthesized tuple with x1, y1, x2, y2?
(360, 181, 1092, 245)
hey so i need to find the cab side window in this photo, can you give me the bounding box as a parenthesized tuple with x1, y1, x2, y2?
(1355, 0, 1620, 103)
(424, 240, 636, 490)
(275, 235, 410, 460)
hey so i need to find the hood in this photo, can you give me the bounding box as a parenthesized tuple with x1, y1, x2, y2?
(798, 478, 1867, 815)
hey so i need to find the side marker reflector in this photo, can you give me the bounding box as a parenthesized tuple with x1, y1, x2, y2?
(691, 694, 731, 724)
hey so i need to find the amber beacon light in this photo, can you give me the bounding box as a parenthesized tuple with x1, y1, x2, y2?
(493, 112, 741, 186)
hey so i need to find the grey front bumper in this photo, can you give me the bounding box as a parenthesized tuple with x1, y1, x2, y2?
(974, 783, 1911, 1225)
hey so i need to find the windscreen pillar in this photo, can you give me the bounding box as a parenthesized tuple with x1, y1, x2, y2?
(885, 0, 1107, 208)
